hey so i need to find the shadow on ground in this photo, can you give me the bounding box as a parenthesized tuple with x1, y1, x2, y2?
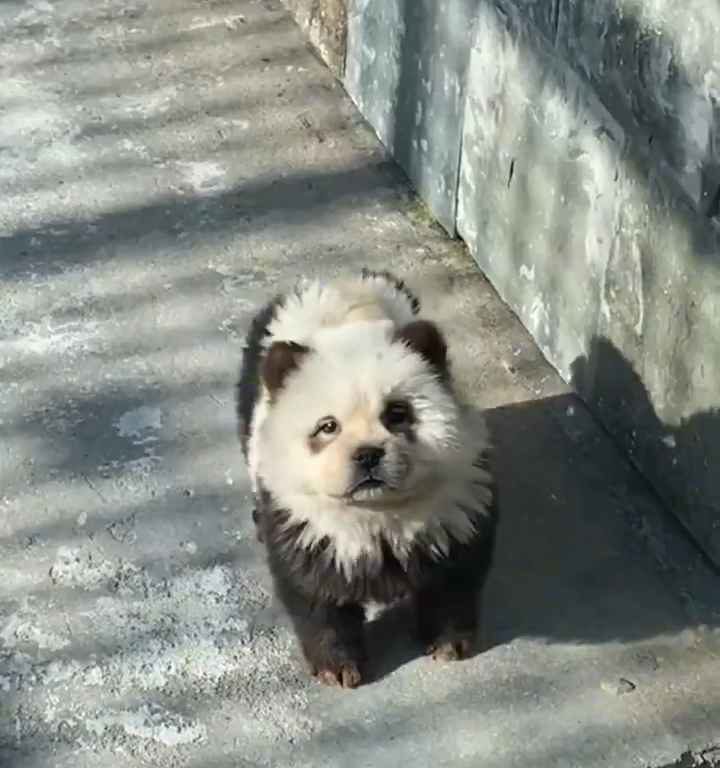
(572, 337, 720, 579)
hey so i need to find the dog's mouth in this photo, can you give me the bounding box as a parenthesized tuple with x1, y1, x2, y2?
(347, 475, 387, 498)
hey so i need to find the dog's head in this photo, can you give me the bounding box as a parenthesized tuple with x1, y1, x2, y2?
(256, 319, 460, 506)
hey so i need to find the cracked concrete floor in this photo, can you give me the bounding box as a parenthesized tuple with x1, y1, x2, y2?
(1, 0, 719, 766)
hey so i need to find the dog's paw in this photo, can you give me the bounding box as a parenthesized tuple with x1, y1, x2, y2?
(312, 662, 362, 689)
(426, 636, 473, 662)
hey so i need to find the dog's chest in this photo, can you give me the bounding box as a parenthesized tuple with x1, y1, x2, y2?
(292, 503, 428, 575)
(289, 494, 479, 576)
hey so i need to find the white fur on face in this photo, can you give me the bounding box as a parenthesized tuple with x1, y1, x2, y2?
(247, 275, 418, 495)
(259, 321, 457, 494)
(255, 322, 492, 577)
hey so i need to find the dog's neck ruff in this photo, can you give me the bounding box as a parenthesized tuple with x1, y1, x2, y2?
(270, 459, 493, 580)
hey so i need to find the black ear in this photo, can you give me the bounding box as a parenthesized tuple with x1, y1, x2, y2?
(395, 320, 448, 373)
(262, 341, 310, 394)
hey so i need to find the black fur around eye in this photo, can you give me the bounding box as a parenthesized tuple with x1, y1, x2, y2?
(383, 401, 411, 428)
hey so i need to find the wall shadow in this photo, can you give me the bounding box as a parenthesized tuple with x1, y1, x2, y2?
(572, 336, 720, 578)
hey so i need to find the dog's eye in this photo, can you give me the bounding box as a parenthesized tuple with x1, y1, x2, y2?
(314, 418, 339, 437)
(384, 401, 410, 426)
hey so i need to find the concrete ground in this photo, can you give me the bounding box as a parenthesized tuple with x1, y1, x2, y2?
(1, 1, 719, 766)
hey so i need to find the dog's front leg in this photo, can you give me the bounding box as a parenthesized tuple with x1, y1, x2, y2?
(416, 574, 481, 661)
(278, 582, 366, 688)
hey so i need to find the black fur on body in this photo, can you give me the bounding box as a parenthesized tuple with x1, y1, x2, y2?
(236, 272, 498, 687)
(256, 482, 497, 684)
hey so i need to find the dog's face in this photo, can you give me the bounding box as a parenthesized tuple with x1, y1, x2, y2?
(299, 392, 418, 502)
(257, 320, 460, 506)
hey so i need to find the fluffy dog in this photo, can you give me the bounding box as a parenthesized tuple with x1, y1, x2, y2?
(236, 270, 497, 688)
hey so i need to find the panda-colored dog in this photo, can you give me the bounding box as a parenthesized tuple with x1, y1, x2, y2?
(236, 270, 497, 688)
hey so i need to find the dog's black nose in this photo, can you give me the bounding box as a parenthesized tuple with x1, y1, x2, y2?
(353, 445, 385, 470)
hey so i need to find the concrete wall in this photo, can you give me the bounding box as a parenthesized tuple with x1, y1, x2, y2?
(282, 0, 720, 567)
(457, 0, 720, 567)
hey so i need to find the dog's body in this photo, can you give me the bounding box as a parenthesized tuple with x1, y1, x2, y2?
(236, 270, 497, 687)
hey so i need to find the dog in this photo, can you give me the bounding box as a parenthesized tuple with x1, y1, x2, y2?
(236, 269, 498, 688)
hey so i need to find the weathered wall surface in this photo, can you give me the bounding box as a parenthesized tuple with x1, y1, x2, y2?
(344, 0, 477, 234)
(456, 0, 720, 566)
(281, 0, 720, 566)
(282, 0, 347, 76)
